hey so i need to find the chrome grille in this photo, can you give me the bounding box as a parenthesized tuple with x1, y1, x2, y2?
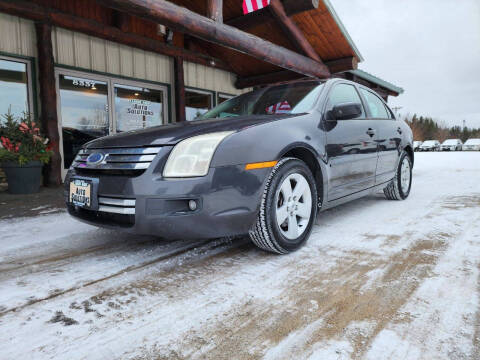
(73, 147, 161, 171)
(98, 197, 136, 215)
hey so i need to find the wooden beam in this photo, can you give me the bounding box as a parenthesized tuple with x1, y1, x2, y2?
(174, 56, 186, 123)
(96, 0, 331, 79)
(35, 22, 62, 186)
(282, 0, 319, 16)
(236, 70, 304, 89)
(207, 0, 223, 23)
(269, 0, 321, 61)
(325, 57, 358, 73)
(236, 58, 358, 88)
(226, 0, 318, 30)
(0, 0, 230, 72)
(225, 8, 270, 31)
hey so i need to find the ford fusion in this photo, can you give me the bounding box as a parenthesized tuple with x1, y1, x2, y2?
(66, 79, 414, 254)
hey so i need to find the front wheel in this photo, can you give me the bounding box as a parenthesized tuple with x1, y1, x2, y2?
(383, 151, 412, 200)
(249, 158, 318, 254)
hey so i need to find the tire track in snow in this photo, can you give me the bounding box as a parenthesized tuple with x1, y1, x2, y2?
(0, 238, 241, 317)
(133, 195, 478, 360)
(0, 237, 161, 274)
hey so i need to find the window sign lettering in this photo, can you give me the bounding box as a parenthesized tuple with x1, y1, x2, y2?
(115, 84, 164, 132)
(126, 99, 154, 117)
(72, 79, 96, 88)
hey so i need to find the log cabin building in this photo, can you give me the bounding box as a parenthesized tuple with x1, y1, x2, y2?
(0, 0, 403, 185)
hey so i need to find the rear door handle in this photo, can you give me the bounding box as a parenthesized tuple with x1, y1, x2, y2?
(366, 128, 376, 137)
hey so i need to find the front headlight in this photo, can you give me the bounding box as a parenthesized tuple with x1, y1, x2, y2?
(163, 131, 234, 178)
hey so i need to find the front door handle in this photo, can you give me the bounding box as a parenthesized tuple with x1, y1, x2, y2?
(366, 128, 376, 137)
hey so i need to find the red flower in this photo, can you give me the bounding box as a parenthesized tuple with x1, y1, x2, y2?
(1, 136, 14, 151)
(15, 143, 20, 152)
(19, 122, 29, 133)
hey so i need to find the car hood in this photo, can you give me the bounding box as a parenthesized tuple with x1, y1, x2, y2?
(84, 114, 302, 148)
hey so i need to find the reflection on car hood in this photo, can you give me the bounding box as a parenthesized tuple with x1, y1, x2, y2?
(84, 114, 302, 148)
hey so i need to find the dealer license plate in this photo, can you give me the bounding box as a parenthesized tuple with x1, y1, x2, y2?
(69, 179, 92, 208)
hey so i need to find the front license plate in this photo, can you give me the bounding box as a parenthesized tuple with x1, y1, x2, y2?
(69, 179, 92, 208)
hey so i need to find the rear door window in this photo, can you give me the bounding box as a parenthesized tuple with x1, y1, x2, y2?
(360, 88, 389, 119)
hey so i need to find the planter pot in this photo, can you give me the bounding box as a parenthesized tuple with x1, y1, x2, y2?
(1, 161, 43, 194)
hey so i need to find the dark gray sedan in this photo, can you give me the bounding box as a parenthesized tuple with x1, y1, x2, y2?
(66, 79, 414, 254)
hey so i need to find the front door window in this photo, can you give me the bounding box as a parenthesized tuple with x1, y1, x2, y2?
(58, 75, 109, 169)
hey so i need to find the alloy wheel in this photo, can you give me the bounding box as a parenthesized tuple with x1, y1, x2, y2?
(400, 157, 411, 194)
(275, 173, 312, 240)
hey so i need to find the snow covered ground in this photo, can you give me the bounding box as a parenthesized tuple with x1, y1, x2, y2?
(0, 152, 479, 360)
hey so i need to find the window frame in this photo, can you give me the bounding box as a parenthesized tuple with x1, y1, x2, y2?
(185, 87, 215, 121)
(322, 81, 368, 121)
(111, 78, 169, 133)
(0, 54, 35, 120)
(358, 87, 392, 120)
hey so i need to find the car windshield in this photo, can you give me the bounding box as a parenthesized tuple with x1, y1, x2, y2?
(195, 81, 324, 121)
(423, 140, 437, 146)
(443, 139, 458, 145)
(465, 139, 480, 145)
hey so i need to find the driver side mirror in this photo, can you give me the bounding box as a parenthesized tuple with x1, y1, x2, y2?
(328, 102, 363, 121)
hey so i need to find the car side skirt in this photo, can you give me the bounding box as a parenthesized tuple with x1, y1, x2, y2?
(321, 179, 392, 211)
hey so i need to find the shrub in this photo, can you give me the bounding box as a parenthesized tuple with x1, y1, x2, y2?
(0, 110, 53, 165)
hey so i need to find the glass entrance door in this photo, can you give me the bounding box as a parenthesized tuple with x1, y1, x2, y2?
(114, 83, 165, 133)
(58, 74, 109, 170)
(56, 69, 169, 176)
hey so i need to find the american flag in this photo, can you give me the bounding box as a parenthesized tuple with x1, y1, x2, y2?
(243, 0, 271, 15)
(266, 101, 292, 114)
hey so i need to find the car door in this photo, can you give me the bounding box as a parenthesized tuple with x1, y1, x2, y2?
(323, 83, 379, 200)
(359, 88, 401, 185)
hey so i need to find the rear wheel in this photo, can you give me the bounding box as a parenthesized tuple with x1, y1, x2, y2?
(249, 158, 318, 254)
(384, 151, 412, 200)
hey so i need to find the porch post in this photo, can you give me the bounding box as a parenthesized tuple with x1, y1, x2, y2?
(35, 22, 62, 186)
(207, 0, 223, 23)
(174, 56, 186, 122)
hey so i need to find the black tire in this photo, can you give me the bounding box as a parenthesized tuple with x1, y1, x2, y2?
(249, 157, 318, 254)
(384, 151, 412, 200)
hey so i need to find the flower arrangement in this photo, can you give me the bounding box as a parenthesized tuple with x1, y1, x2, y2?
(0, 110, 53, 165)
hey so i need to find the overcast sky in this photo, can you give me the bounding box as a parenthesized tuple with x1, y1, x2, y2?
(330, 0, 480, 129)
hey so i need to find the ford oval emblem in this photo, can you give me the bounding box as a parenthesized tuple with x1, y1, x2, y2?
(86, 152, 105, 165)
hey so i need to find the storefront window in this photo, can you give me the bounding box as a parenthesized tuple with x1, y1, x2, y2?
(59, 75, 109, 168)
(185, 89, 213, 121)
(57, 70, 169, 172)
(0, 58, 30, 119)
(114, 84, 164, 132)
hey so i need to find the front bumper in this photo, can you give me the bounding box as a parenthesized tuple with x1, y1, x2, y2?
(65, 149, 271, 239)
